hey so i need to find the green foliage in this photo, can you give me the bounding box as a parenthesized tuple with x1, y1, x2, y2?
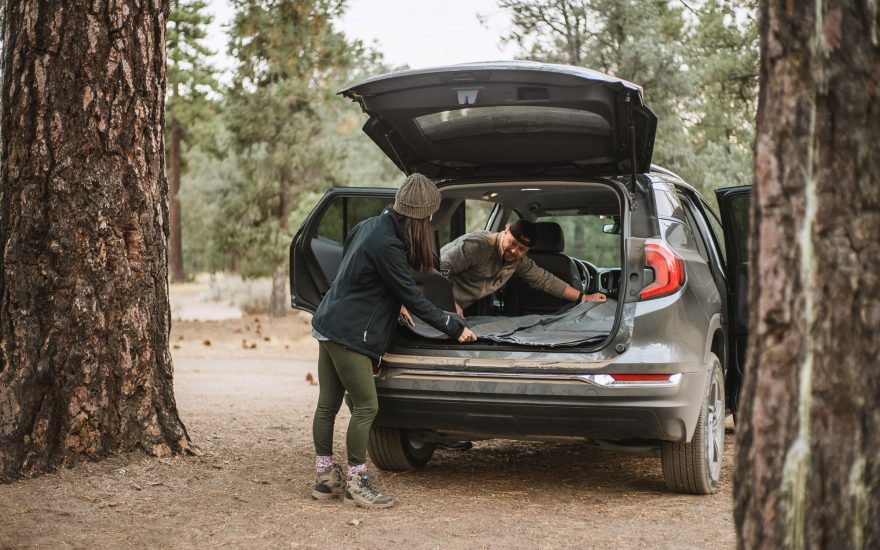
(206, 0, 399, 280)
(167, 0, 220, 153)
(489, 0, 758, 198)
(678, 0, 758, 194)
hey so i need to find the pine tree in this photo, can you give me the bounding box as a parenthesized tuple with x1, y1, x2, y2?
(222, 0, 355, 316)
(680, 0, 758, 195)
(1, 0, 190, 481)
(489, 1, 694, 182)
(736, 0, 879, 545)
(489, 0, 759, 196)
(166, 0, 219, 283)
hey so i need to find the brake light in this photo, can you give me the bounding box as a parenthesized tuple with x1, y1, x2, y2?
(639, 241, 686, 300)
(609, 374, 674, 382)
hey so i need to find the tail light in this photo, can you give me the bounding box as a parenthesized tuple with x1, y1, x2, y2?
(639, 240, 686, 300)
(589, 373, 682, 386)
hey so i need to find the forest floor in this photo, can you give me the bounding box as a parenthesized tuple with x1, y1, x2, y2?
(0, 283, 736, 549)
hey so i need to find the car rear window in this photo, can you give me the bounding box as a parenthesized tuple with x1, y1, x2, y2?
(537, 214, 620, 268)
(415, 106, 612, 142)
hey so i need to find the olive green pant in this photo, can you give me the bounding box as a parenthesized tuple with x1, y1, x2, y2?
(312, 340, 378, 466)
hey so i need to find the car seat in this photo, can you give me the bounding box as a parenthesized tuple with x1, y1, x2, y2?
(503, 222, 577, 316)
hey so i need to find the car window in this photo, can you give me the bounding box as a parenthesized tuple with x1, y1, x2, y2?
(437, 199, 497, 247)
(654, 188, 687, 222)
(537, 214, 620, 268)
(699, 199, 727, 264)
(660, 217, 701, 258)
(415, 106, 611, 142)
(677, 194, 710, 262)
(465, 200, 495, 233)
(316, 196, 390, 244)
(728, 195, 750, 261)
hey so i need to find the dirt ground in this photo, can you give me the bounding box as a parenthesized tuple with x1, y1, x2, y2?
(0, 291, 736, 549)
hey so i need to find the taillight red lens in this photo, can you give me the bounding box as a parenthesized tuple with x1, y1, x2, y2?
(610, 374, 673, 382)
(639, 241, 686, 300)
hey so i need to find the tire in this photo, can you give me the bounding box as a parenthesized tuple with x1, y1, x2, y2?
(367, 426, 436, 471)
(661, 355, 725, 495)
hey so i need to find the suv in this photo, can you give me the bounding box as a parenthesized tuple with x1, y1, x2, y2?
(290, 61, 750, 495)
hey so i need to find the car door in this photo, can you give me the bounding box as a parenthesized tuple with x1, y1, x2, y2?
(715, 186, 751, 417)
(289, 188, 395, 313)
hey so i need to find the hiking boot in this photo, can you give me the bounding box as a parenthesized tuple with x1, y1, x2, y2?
(344, 474, 396, 508)
(311, 463, 345, 500)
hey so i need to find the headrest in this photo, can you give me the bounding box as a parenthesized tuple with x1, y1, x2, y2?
(531, 222, 565, 253)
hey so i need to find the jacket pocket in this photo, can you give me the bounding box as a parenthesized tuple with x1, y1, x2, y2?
(363, 302, 383, 343)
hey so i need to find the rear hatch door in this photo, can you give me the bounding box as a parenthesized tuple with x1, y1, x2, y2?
(340, 61, 657, 179)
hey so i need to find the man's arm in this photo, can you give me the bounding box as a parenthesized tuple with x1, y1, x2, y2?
(561, 285, 607, 303)
(515, 257, 606, 303)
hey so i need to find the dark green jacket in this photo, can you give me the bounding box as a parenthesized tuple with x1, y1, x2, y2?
(312, 209, 466, 361)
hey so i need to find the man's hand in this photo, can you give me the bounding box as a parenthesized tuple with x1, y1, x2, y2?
(584, 293, 607, 303)
(458, 327, 477, 343)
(399, 305, 414, 327)
(455, 302, 465, 318)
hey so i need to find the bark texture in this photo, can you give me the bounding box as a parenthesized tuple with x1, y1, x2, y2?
(0, 0, 190, 482)
(735, 1, 880, 547)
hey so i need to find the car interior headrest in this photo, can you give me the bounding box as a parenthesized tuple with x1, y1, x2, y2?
(531, 222, 565, 253)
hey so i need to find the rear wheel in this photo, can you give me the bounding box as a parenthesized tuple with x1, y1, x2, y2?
(368, 426, 436, 471)
(661, 355, 725, 494)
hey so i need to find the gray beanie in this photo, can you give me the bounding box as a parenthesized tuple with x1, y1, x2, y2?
(393, 173, 441, 219)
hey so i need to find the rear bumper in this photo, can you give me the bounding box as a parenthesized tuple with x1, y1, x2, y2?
(374, 367, 707, 443)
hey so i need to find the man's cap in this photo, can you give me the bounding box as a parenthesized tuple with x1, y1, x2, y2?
(508, 219, 537, 247)
(393, 173, 441, 219)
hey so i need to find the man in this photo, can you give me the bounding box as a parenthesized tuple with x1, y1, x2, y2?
(440, 219, 606, 316)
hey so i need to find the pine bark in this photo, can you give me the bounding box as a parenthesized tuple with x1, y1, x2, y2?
(735, 1, 880, 547)
(0, 0, 190, 482)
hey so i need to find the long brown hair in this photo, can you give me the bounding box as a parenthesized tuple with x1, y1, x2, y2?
(392, 209, 435, 273)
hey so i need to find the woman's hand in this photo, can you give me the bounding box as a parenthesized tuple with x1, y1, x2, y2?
(399, 305, 414, 327)
(458, 327, 477, 343)
(584, 293, 607, 303)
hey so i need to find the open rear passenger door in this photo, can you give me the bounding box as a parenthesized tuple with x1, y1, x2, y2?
(715, 186, 751, 418)
(289, 188, 395, 313)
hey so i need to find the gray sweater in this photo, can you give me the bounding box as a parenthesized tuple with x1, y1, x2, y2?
(440, 231, 568, 308)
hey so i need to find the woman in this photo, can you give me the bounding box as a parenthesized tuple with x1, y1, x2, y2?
(309, 173, 477, 508)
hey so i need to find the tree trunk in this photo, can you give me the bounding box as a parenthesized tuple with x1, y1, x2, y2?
(270, 262, 288, 318)
(735, 1, 880, 547)
(0, 0, 190, 482)
(270, 169, 290, 318)
(169, 120, 185, 283)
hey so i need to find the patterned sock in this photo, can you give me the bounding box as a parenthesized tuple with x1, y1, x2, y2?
(316, 455, 335, 474)
(348, 463, 367, 477)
